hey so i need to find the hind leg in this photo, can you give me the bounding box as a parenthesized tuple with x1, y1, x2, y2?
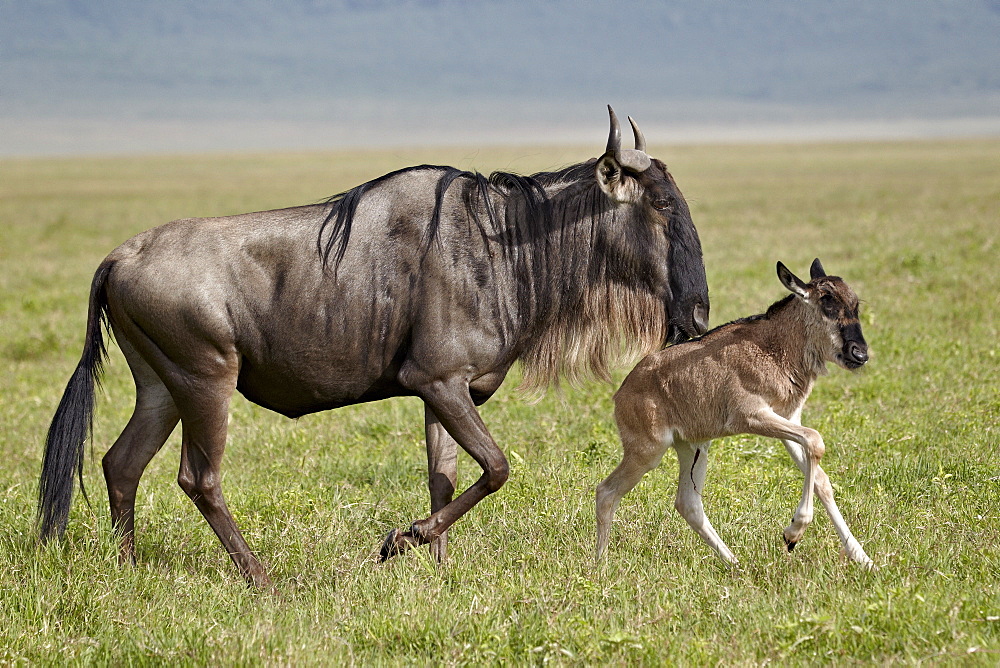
(102, 339, 179, 566)
(673, 440, 737, 565)
(595, 424, 670, 561)
(173, 369, 273, 589)
(425, 405, 458, 563)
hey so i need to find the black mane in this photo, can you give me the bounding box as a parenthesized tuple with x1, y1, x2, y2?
(316, 161, 603, 271)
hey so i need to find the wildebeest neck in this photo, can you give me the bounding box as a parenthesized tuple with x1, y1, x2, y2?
(316, 161, 687, 391)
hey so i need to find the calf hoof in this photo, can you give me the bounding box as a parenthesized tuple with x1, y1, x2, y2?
(840, 546, 878, 571)
(783, 534, 797, 552)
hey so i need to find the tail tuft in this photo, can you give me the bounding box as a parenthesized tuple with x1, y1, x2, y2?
(37, 261, 112, 541)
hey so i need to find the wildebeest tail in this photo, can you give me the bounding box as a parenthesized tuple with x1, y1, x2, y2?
(38, 260, 114, 541)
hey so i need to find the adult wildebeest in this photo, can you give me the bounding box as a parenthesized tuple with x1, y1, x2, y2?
(596, 259, 873, 568)
(39, 106, 709, 588)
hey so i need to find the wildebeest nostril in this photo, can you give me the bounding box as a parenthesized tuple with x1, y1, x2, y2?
(848, 343, 868, 364)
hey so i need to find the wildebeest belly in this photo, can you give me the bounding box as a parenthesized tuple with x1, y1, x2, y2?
(231, 289, 416, 417)
(235, 352, 412, 418)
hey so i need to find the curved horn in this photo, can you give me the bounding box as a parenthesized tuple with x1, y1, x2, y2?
(606, 105, 622, 156)
(605, 105, 650, 172)
(628, 115, 646, 152)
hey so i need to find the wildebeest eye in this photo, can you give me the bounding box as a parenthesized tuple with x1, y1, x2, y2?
(652, 197, 674, 211)
(819, 294, 839, 316)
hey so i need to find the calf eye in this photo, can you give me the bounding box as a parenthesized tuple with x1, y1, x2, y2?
(652, 197, 674, 211)
(819, 295, 839, 316)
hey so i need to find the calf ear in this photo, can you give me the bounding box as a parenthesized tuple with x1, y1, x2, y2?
(777, 261, 810, 298)
(809, 258, 827, 279)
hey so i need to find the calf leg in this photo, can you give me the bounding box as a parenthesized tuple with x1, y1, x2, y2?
(425, 405, 458, 563)
(781, 438, 873, 566)
(745, 408, 824, 550)
(595, 425, 670, 561)
(673, 441, 737, 565)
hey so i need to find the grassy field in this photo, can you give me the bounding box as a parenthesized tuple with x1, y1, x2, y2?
(1, 138, 998, 665)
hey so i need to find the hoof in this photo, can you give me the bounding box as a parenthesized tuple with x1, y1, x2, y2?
(783, 535, 797, 552)
(840, 547, 878, 571)
(379, 528, 421, 562)
(379, 528, 403, 562)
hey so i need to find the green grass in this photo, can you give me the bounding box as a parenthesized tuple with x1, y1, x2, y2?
(1, 139, 998, 665)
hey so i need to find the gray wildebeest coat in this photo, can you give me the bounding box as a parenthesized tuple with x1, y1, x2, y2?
(39, 106, 709, 588)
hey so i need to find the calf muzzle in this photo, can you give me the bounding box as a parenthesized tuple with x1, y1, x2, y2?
(844, 340, 869, 368)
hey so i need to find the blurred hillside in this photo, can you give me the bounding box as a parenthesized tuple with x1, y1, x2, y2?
(3, 0, 999, 154)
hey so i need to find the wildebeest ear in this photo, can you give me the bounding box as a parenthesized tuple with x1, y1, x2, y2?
(596, 154, 626, 201)
(809, 258, 827, 280)
(777, 261, 810, 298)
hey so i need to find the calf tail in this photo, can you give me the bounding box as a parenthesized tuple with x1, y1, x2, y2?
(38, 260, 114, 541)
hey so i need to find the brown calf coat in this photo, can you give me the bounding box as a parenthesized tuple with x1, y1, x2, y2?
(596, 259, 873, 567)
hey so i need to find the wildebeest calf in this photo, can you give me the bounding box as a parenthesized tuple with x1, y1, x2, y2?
(596, 259, 873, 567)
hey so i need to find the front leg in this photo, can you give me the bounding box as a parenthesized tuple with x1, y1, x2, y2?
(783, 442, 874, 566)
(380, 375, 508, 562)
(780, 408, 873, 566)
(425, 405, 458, 563)
(745, 408, 823, 551)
